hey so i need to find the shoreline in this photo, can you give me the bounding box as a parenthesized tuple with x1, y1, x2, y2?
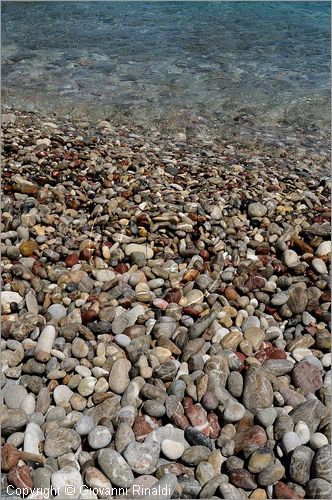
(1, 109, 331, 499)
(2, 102, 331, 159)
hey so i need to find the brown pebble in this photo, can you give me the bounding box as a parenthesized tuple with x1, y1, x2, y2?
(182, 269, 200, 282)
(1, 444, 20, 472)
(19, 240, 39, 257)
(230, 468, 257, 489)
(81, 308, 98, 324)
(224, 286, 239, 301)
(79, 248, 94, 261)
(164, 289, 182, 304)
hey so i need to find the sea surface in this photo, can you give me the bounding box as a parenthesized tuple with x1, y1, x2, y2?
(2, 1, 331, 149)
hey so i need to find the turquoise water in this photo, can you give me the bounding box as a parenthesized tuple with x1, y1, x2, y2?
(2, 1, 330, 147)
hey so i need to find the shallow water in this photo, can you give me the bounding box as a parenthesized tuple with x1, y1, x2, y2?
(2, 1, 330, 148)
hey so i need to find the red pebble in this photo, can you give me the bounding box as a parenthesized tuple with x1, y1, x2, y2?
(234, 425, 267, 453)
(207, 413, 221, 438)
(183, 306, 201, 318)
(65, 254, 79, 268)
(245, 275, 266, 290)
(199, 249, 210, 261)
(8, 465, 33, 493)
(274, 481, 302, 499)
(182, 397, 194, 409)
(133, 415, 160, 441)
(235, 352, 246, 371)
(255, 346, 287, 363)
(185, 403, 210, 436)
(164, 289, 182, 304)
(114, 263, 128, 274)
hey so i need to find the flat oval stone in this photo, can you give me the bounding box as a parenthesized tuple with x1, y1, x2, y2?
(242, 367, 273, 413)
(262, 359, 294, 376)
(4, 385, 28, 409)
(248, 447, 274, 474)
(181, 445, 211, 466)
(47, 304, 67, 320)
(97, 448, 134, 487)
(88, 425, 112, 449)
(109, 358, 131, 394)
(295, 421, 310, 444)
(257, 462, 285, 486)
(123, 441, 160, 474)
(311, 258, 327, 274)
(309, 433, 329, 450)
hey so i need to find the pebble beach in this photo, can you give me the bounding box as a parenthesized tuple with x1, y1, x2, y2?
(1, 108, 331, 499)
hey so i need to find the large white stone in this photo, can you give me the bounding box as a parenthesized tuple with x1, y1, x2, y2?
(124, 243, 153, 259)
(111, 305, 145, 335)
(92, 269, 116, 282)
(161, 439, 185, 460)
(1, 291, 23, 314)
(53, 385, 74, 405)
(282, 431, 301, 453)
(295, 420, 310, 445)
(24, 422, 44, 455)
(20, 394, 36, 415)
(36, 325, 56, 353)
(311, 258, 327, 275)
(25, 290, 39, 314)
(315, 241, 331, 257)
(47, 304, 67, 320)
(51, 466, 83, 498)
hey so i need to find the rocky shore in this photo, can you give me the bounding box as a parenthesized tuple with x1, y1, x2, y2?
(1, 109, 331, 499)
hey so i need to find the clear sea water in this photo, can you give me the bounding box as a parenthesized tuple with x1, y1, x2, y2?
(2, 1, 331, 148)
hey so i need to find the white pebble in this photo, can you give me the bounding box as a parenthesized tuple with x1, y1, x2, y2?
(321, 353, 331, 367)
(23, 422, 44, 455)
(311, 258, 327, 274)
(161, 439, 185, 460)
(20, 394, 36, 415)
(75, 416, 95, 436)
(295, 421, 310, 444)
(315, 241, 331, 257)
(309, 433, 329, 450)
(282, 431, 301, 453)
(36, 325, 56, 354)
(291, 347, 313, 361)
(88, 426, 112, 449)
(53, 385, 74, 405)
(47, 304, 67, 320)
(51, 466, 83, 497)
(75, 365, 92, 377)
